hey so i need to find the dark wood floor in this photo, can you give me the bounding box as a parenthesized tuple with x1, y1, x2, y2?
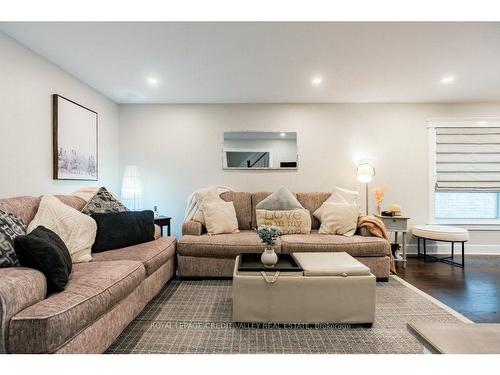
(397, 255, 500, 323)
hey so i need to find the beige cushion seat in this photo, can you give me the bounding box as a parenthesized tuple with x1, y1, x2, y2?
(412, 225, 469, 242)
(232, 252, 376, 324)
(280, 231, 389, 257)
(178, 230, 281, 258)
(92, 237, 176, 276)
(8, 260, 145, 353)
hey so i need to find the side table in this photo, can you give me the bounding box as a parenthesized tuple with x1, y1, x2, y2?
(375, 214, 410, 269)
(154, 216, 171, 236)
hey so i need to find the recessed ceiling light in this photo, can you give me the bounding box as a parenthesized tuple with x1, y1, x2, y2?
(311, 76, 323, 86)
(280, 132, 286, 137)
(440, 76, 455, 84)
(147, 76, 159, 86)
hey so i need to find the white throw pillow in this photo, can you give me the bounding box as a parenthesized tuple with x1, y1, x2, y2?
(318, 202, 359, 237)
(335, 186, 359, 205)
(193, 190, 224, 226)
(313, 186, 359, 221)
(202, 201, 240, 235)
(28, 195, 97, 263)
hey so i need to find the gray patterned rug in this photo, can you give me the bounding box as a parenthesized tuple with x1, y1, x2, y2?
(107, 276, 469, 354)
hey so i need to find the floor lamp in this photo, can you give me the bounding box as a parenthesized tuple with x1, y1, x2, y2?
(121, 165, 143, 211)
(356, 160, 375, 215)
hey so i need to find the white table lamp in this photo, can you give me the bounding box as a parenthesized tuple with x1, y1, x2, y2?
(357, 160, 375, 215)
(121, 165, 143, 211)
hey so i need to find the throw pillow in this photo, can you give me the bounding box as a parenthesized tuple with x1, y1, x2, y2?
(81, 187, 128, 215)
(313, 186, 360, 221)
(202, 201, 239, 235)
(192, 190, 223, 226)
(255, 186, 303, 211)
(0, 210, 26, 268)
(28, 195, 96, 263)
(335, 186, 359, 205)
(256, 208, 312, 234)
(318, 202, 359, 237)
(14, 226, 72, 293)
(91, 210, 155, 252)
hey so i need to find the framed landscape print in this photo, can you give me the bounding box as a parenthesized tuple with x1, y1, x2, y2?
(53, 94, 98, 180)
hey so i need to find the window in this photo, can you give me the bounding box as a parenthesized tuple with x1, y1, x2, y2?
(435, 192, 499, 219)
(428, 118, 500, 224)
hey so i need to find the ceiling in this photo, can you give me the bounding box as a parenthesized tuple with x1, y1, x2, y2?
(1, 22, 500, 104)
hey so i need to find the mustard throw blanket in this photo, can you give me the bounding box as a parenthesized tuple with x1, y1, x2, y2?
(357, 215, 396, 274)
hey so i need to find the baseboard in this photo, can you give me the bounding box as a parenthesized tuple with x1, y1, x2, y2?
(405, 243, 500, 255)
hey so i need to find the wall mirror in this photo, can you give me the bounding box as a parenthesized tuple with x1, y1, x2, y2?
(223, 131, 298, 170)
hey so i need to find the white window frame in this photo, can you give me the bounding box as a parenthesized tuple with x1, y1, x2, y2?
(427, 117, 500, 230)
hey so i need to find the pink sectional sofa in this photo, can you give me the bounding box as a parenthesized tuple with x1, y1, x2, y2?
(0, 195, 176, 354)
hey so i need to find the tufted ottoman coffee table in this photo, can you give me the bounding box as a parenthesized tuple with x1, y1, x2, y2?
(232, 252, 376, 326)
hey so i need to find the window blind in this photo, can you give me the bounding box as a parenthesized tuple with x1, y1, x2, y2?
(435, 127, 500, 191)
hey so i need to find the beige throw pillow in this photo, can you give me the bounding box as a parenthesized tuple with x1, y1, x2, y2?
(314, 187, 360, 221)
(318, 202, 359, 237)
(203, 201, 240, 235)
(28, 195, 97, 263)
(256, 209, 312, 234)
(193, 190, 223, 226)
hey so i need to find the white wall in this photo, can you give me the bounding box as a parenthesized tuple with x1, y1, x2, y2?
(119, 103, 500, 253)
(0, 32, 120, 197)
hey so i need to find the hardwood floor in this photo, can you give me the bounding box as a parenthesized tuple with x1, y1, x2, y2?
(397, 255, 500, 323)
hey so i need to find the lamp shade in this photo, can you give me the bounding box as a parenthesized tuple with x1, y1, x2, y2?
(121, 166, 143, 210)
(357, 160, 375, 183)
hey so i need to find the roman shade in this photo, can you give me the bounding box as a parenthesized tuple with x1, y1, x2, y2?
(435, 126, 500, 191)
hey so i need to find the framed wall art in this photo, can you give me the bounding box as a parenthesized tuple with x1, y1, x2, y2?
(53, 94, 98, 181)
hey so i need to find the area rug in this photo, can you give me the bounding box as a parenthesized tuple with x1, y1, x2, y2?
(106, 276, 470, 354)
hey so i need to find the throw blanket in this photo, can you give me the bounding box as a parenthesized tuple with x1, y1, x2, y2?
(184, 186, 231, 222)
(357, 215, 396, 274)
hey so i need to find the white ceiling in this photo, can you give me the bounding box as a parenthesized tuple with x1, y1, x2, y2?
(1, 22, 500, 104)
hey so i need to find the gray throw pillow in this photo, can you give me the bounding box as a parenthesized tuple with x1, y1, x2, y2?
(0, 210, 26, 268)
(81, 187, 128, 215)
(255, 186, 303, 211)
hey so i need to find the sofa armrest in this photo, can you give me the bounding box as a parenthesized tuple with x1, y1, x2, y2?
(182, 220, 204, 236)
(154, 224, 161, 239)
(357, 227, 374, 237)
(0, 267, 47, 353)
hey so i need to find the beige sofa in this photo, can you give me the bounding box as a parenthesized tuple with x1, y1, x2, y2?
(0, 195, 176, 354)
(178, 192, 391, 280)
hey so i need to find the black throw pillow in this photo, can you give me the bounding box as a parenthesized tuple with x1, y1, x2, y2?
(91, 210, 155, 252)
(14, 226, 72, 293)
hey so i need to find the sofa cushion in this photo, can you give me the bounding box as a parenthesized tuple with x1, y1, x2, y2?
(0, 209, 26, 267)
(296, 192, 331, 230)
(0, 196, 86, 226)
(220, 191, 253, 230)
(8, 260, 145, 353)
(178, 230, 281, 258)
(256, 208, 312, 234)
(0, 267, 47, 354)
(280, 231, 389, 257)
(81, 187, 128, 215)
(14, 226, 72, 293)
(91, 210, 155, 252)
(28, 196, 96, 263)
(251, 192, 271, 229)
(255, 186, 303, 210)
(92, 237, 176, 276)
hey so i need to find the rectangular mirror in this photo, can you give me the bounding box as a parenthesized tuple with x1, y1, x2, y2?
(223, 131, 298, 170)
